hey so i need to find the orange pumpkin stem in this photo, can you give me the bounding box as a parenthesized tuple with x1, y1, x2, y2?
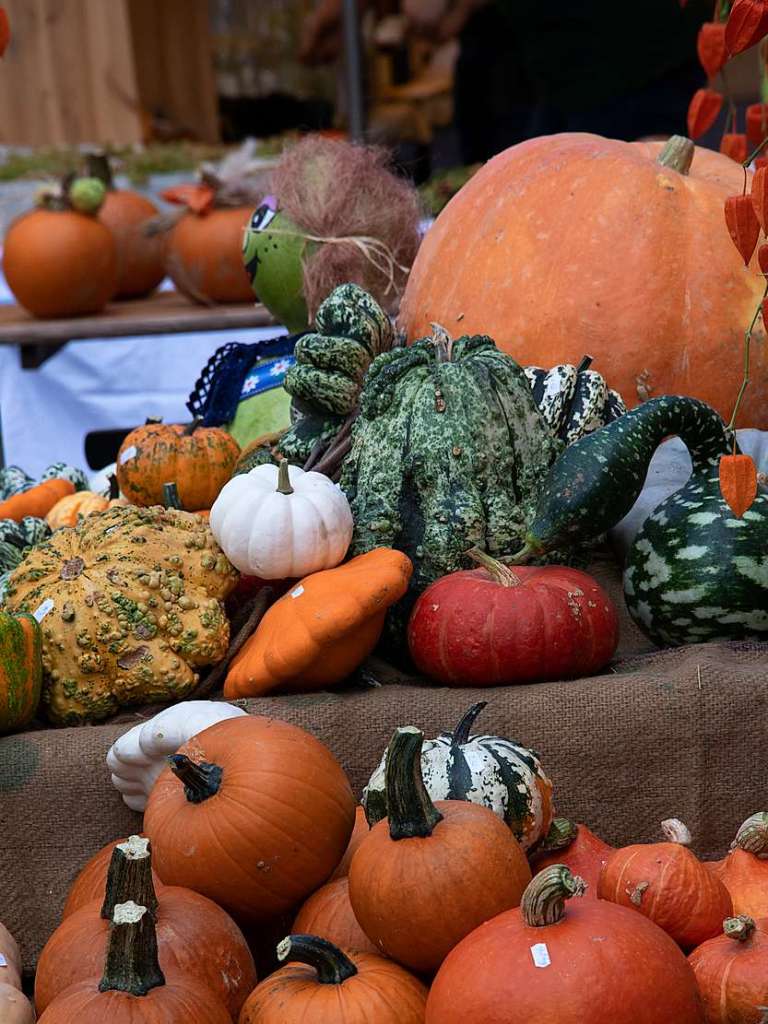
(521, 865, 587, 927)
(719, 453, 758, 516)
(99, 901, 165, 996)
(385, 726, 444, 840)
(466, 546, 521, 586)
(100, 835, 158, 922)
(656, 135, 695, 174)
(276, 934, 358, 984)
(723, 915, 756, 942)
(731, 812, 768, 857)
(167, 753, 223, 804)
(276, 458, 295, 496)
(451, 701, 488, 746)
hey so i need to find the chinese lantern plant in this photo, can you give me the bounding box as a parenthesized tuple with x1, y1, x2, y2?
(598, 818, 733, 949)
(408, 548, 619, 686)
(238, 934, 428, 1024)
(688, 914, 768, 1024)
(36, 835, 256, 1019)
(36, 901, 232, 1024)
(531, 817, 612, 897)
(87, 153, 166, 299)
(348, 726, 533, 973)
(710, 812, 768, 919)
(425, 865, 706, 1024)
(3, 176, 117, 318)
(143, 714, 356, 922)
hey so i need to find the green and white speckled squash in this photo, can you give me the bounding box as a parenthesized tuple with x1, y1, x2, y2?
(517, 395, 768, 646)
(362, 702, 554, 851)
(0, 517, 51, 573)
(340, 327, 561, 638)
(40, 463, 90, 491)
(523, 360, 626, 445)
(0, 467, 33, 501)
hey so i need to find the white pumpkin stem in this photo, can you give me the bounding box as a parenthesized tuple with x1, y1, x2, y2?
(521, 865, 586, 927)
(466, 546, 521, 586)
(731, 812, 768, 858)
(661, 818, 692, 846)
(724, 915, 756, 943)
(276, 459, 295, 496)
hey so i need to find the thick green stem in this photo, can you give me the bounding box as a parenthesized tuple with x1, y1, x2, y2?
(656, 136, 695, 175)
(99, 902, 165, 996)
(531, 819, 579, 859)
(732, 812, 768, 858)
(86, 152, 115, 190)
(168, 753, 222, 804)
(101, 835, 158, 921)
(183, 417, 202, 436)
(107, 474, 120, 501)
(385, 726, 444, 840)
(276, 458, 294, 495)
(162, 482, 183, 510)
(451, 701, 488, 746)
(466, 546, 521, 586)
(521, 865, 586, 926)
(724, 915, 756, 942)
(276, 935, 358, 984)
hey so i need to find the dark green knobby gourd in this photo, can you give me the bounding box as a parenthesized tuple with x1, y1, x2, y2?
(340, 328, 562, 639)
(278, 283, 394, 464)
(513, 395, 768, 646)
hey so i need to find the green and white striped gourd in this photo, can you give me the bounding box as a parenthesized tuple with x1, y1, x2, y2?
(39, 463, 90, 491)
(0, 466, 33, 501)
(0, 517, 51, 573)
(524, 359, 626, 445)
(362, 702, 554, 851)
(341, 328, 561, 638)
(515, 395, 768, 646)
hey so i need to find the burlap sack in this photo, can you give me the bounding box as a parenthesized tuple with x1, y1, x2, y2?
(2, 554, 767, 973)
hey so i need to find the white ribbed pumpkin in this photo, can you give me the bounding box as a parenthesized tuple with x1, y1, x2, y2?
(210, 458, 353, 578)
(362, 702, 554, 851)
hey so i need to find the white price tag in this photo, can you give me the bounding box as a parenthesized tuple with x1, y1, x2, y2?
(290, 585, 305, 599)
(0, 953, 6, 967)
(530, 943, 551, 968)
(119, 445, 137, 465)
(33, 598, 54, 622)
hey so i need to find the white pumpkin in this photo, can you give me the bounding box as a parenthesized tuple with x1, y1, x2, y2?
(209, 458, 353, 578)
(106, 700, 247, 811)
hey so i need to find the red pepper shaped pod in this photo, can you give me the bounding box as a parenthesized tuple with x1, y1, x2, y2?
(0, 7, 9, 57)
(751, 166, 768, 232)
(726, 0, 768, 55)
(719, 454, 758, 516)
(697, 22, 729, 78)
(687, 89, 723, 139)
(746, 102, 768, 147)
(720, 132, 749, 163)
(724, 194, 761, 265)
(159, 183, 215, 214)
(757, 242, 768, 273)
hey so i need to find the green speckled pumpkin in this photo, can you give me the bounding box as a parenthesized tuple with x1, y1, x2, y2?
(340, 329, 562, 638)
(0, 611, 42, 733)
(4, 505, 238, 724)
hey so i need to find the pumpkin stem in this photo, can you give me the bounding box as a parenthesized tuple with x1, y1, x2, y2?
(144, 416, 163, 425)
(531, 818, 579, 860)
(99, 901, 165, 996)
(385, 726, 444, 841)
(661, 818, 692, 846)
(430, 322, 454, 362)
(167, 753, 222, 803)
(107, 474, 120, 501)
(276, 458, 295, 495)
(451, 701, 488, 746)
(276, 935, 358, 984)
(466, 546, 521, 586)
(503, 538, 544, 566)
(521, 865, 586, 927)
(656, 135, 695, 175)
(575, 354, 594, 374)
(183, 417, 202, 436)
(101, 835, 159, 922)
(731, 812, 768, 858)
(86, 151, 115, 190)
(162, 482, 183, 510)
(724, 915, 756, 943)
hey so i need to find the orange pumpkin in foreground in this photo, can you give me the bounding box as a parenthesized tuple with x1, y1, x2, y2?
(400, 133, 767, 426)
(688, 915, 768, 1024)
(166, 207, 254, 303)
(710, 811, 768, 919)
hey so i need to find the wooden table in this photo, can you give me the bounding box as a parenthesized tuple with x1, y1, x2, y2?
(0, 290, 278, 368)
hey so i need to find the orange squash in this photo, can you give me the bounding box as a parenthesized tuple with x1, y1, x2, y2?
(710, 812, 768, 919)
(688, 915, 768, 1024)
(400, 134, 768, 427)
(292, 878, 379, 956)
(46, 491, 110, 529)
(99, 190, 166, 299)
(598, 818, 733, 949)
(0, 479, 74, 522)
(166, 207, 255, 303)
(224, 548, 413, 699)
(532, 818, 612, 898)
(330, 807, 369, 881)
(116, 418, 239, 510)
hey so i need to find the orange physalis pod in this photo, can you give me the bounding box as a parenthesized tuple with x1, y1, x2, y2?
(719, 454, 758, 517)
(725, 0, 768, 56)
(746, 102, 768, 147)
(724, 195, 761, 265)
(0, 7, 9, 57)
(751, 166, 768, 232)
(687, 89, 723, 139)
(720, 133, 749, 163)
(697, 22, 729, 79)
(159, 183, 215, 214)
(757, 242, 768, 273)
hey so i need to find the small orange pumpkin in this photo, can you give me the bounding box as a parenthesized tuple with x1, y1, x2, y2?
(166, 207, 255, 303)
(710, 812, 768, 919)
(46, 492, 109, 529)
(532, 818, 613, 898)
(224, 548, 413, 699)
(0, 479, 74, 522)
(292, 878, 379, 956)
(598, 818, 733, 949)
(116, 418, 239, 511)
(330, 807, 369, 881)
(688, 914, 768, 1024)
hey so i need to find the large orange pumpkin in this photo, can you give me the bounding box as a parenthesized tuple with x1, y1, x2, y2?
(166, 207, 254, 303)
(99, 190, 166, 299)
(400, 134, 768, 427)
(143, 715, 356, 922)
(3, 208, 117, 318)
